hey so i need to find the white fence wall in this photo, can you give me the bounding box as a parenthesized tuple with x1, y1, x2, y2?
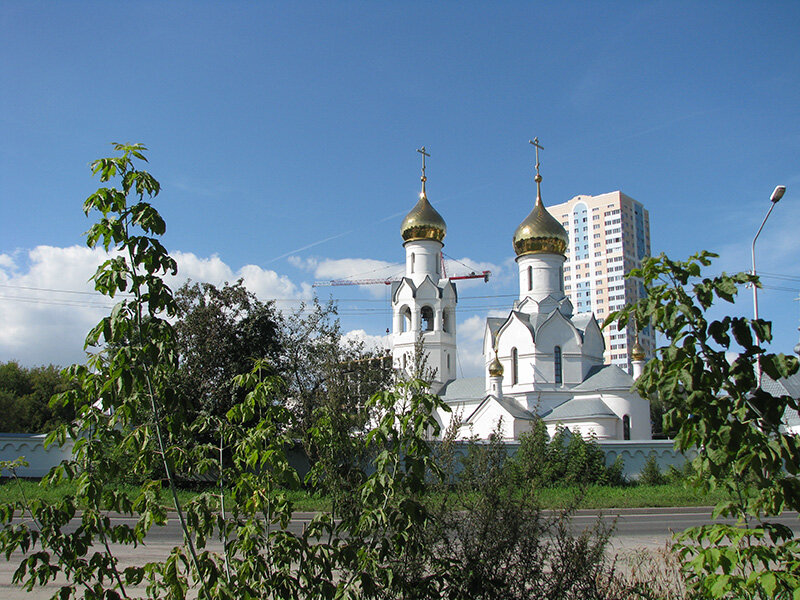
(1, 433, 689, 481)
(0, 434, 74, 478)
(597, 440, 693, 478)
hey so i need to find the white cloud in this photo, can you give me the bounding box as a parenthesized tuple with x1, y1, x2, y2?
(0, 245, 313, 367)
(342, 329, 392, 354)
(292, 256, 402, 297)
(455, 314, 488, 378)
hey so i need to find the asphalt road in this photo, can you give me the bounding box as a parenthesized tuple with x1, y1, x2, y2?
(2, 508, 798, 599)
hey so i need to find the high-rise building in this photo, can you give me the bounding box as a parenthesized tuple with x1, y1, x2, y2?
(549, 191, 653, 372)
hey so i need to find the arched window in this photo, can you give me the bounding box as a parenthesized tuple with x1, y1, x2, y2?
(411, 252, 415, 273)
(554, 346, 563, 385)
(442, 309, 449, 333)
(511, 347, 518, 385)
(527, 265, 533, 291)
(401, 306, 412, 332)
(421, 306, 434, 331)
(446, 353, 451, 371)
(623, 415, 631, 440)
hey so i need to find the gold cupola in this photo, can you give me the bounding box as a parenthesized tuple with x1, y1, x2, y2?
(401, 146, 447, 243)
(631, 339, 646, 362)
(488, 353, 504, 377)
(513, 139, 568, 257)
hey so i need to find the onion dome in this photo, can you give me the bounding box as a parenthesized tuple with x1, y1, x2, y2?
(401, 154, 447, 242)
(513, 174, 568, 257)
(631, 339, 646, 362)
(488, 354, 504, 377)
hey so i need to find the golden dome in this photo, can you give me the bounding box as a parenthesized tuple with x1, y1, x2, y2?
(489, 355, 504, 377)
(401, 189, 447, 243)
(513, 177, 568, 257)
(631, 340, 646, 361)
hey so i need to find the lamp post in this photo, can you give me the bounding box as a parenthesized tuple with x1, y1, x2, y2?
(751, 185, 786, 384)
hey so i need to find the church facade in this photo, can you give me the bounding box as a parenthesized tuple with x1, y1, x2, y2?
(390, 146, 652, 441)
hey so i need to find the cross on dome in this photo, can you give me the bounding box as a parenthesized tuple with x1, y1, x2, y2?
(417, 146, 430, 194)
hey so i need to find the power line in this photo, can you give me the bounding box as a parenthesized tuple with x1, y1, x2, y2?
(0, 283, 133, 297)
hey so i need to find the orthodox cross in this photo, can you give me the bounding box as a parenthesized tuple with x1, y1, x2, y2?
(417, 146, 430, 181)
(529, 137, 543, 177)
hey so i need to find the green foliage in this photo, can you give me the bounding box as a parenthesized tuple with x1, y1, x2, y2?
(506, 421, 624, 488)
(173, 279, 282, 418)
(608, 251, 800, 599)
(427, 423, 643, 599)
(638, 454, 666, 486)
(280, 298, 392, 438)
(0, 143, 455, 599)
(0, 362, 75, 433)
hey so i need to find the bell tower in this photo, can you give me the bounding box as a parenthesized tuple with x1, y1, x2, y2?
(391, 147, 458, 388)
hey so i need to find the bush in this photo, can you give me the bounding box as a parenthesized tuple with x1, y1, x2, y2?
(638, 454, 666, 486)
(508, 421, 625, 488)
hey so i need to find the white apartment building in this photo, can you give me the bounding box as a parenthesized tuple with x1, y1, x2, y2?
(549, 191, 654, 373)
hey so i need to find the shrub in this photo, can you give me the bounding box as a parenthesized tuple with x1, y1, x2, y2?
(638, 454, 666, 486)
(509, 421, 625, 488)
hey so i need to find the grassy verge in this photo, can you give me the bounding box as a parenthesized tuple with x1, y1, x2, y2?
(534, 484, 729, 509)
(1, 479, 725, 512)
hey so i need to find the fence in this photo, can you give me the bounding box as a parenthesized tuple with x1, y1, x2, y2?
(0, 433, 74, 478)
(1, 433, 687, 481)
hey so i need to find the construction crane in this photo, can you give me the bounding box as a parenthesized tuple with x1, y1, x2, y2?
(312, 270, 491, 288)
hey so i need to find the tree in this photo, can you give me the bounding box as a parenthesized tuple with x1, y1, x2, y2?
(0, 362, 74, 433)
(608, 251, 800, 599)
(279, 298, 391, 436)
(173, 279, 282, 418)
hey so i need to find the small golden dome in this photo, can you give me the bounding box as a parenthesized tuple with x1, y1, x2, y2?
(401, 190, 447, 243)
(489, 355, 504, 377)
(512, 193, 568, 257)
(631, 340, 646, 361)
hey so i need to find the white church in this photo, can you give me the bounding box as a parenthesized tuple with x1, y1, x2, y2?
(390, 149, 652, 441)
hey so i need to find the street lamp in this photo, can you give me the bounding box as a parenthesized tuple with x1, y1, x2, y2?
(751, 185, 787, 384)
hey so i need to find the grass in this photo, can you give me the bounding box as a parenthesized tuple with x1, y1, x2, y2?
(1, 478, 725, 512)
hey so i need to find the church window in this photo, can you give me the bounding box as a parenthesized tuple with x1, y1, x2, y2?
(554, 346, 563, 385)
(402, 306, 412, 332)
(511, 348, 518, 385)
(527, 265, 532, 291)
(442, 309, 450, 333)
(411, 253, 415, 273)
(623, 415, 631, 440)
(447, 353, 451, 371)
(421, 306, 434, 331)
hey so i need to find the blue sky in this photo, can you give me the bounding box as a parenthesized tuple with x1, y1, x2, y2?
(2, 2, 799, 374)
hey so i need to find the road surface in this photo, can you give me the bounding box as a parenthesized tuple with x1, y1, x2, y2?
(2, 507, 798, 599)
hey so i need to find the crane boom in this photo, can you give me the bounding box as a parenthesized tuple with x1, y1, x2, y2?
(312, 270, 491, 287)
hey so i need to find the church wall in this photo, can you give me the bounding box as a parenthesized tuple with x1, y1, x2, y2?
(544, 417, 617, 440)
(493, 319, 536, 392)
(601, 392, 652, 440)
(455, 400, 527, 440)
